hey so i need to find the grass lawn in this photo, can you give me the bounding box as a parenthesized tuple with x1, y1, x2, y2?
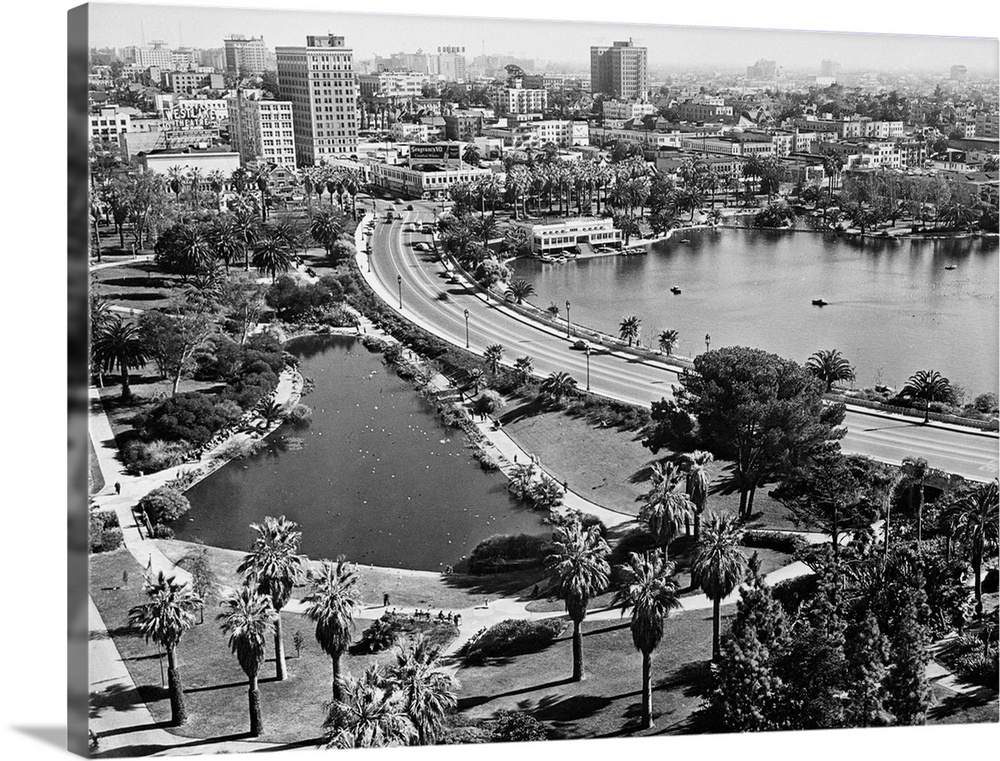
(91, 261, 186, 312)
(90, 548, 426, 744)
(502, 407, 811, 531)
(455, 611, 722, 737)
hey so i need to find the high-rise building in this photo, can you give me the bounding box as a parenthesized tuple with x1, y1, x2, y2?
(227, 91, 297, 167)
(133, 41, 173, 69)
(590, 40, 648, 100)
(950, 64, 968, 81)
(276, 34, 359, 165)
(224, 35, 268, 77)
(746, 59, 777, 80)
(431, 46, 467, 82)
(820, 59, 840, 79)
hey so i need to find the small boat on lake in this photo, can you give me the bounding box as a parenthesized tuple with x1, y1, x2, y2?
(670, 286, 682, 295)
(812, 298, 828, 307)
(944, 265, 957, 270)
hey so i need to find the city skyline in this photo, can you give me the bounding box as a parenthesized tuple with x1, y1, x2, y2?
(89, 3, 999, 76)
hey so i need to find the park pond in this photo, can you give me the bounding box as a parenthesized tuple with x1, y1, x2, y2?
(513, 229, 999, 396)
(176, 335, 546, 571)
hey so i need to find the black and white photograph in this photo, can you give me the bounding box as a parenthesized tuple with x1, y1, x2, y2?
(50, 1, 1000, 757)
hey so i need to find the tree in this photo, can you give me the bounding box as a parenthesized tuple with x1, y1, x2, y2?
(462, 144, 481, 167)
(505, 278, 535, 304)
(127, 572, 202, 726)
(843, 609, 890, 728)
(91, 316, 148, 400)
(692, 513, 748, 661)
(539, 371, 577, 405)
(547, 517, 611, 681)
(483, 344, 503, 375)
(612, 552, 682, 729)
(657, 329, 679, 356)
(217, 587, 276, 737)
(618, 315, 641, 347)
(237, 516, 305, 681)
(387, 637, 458, 745)
(303, 558, 361, 701)
(310, 209, 345, 259)
(681, 450, 714, 540)
(207, 216, 244, 270)
(185, 547, 219, 624)
(217, 277, 267, 346)
(252, 237, 293, 283)
(670, 347, 846, 521)
(901, 369, 952, 423)
(881, 572, 931, 725)
(513, 355, 534, 384)
(953, 479, 999, 616)
(806, 349, 856, 392)
(325, 666, 417, 748)
(137, 486, 191, 527)
(138, 308, 214, 395)
(639, 461, 692, 559)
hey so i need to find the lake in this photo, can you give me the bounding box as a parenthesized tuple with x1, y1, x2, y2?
(177, 335, 546, 571)
(512, 229, 999, 396)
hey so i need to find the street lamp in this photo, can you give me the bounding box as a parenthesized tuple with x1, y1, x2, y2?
(397, 275, 403, 310)
(366, 243, 372, 272)
(464, 308, 470, 348)
(585, 345, 591, 391)
(565, 300, 571, 338)
(705, 333, 711, 352)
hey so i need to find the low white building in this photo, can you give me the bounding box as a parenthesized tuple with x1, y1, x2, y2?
(89, 106, 131, 147)
(516, 217, 622, 254)
(371, 162, 493, 199)
(139, 147, 241, 176)
(603, 99, 657, 121)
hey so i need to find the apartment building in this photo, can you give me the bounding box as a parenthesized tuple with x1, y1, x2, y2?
(495, 86, 548, 117)
(590, 40, 648, 100)
(89, 106, 131, 147)
(676, 98, 734, 123)
(444, 110, 485, 141)
(276, 34, 359, 165)
(357, 71, 431, 99)
(603, 99, 657, 122)
(227, 92, 297, 166)
(224, 35, 268, 77)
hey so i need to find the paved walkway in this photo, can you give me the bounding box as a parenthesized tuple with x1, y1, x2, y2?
(90, 254, 155, 271)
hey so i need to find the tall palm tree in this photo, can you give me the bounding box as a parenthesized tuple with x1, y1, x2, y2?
(176, 226, 215, 277)
(612, 552, 682, 730)
(692, 513, 748, 662)
(513, 355, 534, 384)
(236, 516, 305, 681)
(619, 315, 641, 347)
(902, 369, 952, 423)
(505, 278, 535, 304)
(657, 330, 679, 356)
(252, 237, 293, 283)
(127, 572, 203, 726)
(167, 165, 185, 204)
(639, 461, 692, 560)
(302, 558, 361, 701)
(188, 168, 203, 210)
(539, 371, 577, 405)
(325, 666, 417, 748)
(91, 316, 147, 400)
(547, 517, 611, 681)
(208, 169, 226, 210)
(387, 637, 458, 745)
(218, 587, 276, 737)
(806, 349, 856, 392)
(207, 216, 242, 271)
(483, 344, 504, 376)
(682, 450, 715, 540)
(953, 480, 999, 616)
(310, 209, 344, 259)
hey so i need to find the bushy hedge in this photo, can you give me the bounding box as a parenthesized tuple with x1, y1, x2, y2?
(461, 618, 565, 663)
(138, 486, 191, 527)
(355, 612, 459, 654)
(266, 274, 349, 320)
(565, 393, 650, 431)
(143, 392, 243, 447)
(286, 403, 313, 427)
(89, 510, 123, 553)
(741, 530, 809, 556)
(468, 534, 553, 575)
(122, 438, 190, 475)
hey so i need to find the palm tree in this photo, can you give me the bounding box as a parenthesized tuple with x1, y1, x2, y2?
(387, 637, 458, 745)
(953, 480, 999, 616)
(612, 552, 682, 730)
(167, 165, 185, 204)
(657, 330, 679, 356)
(302, 557, 361, 701)
(639, 461, 692, 560)
(208, 169, 226, 210)
(252, 237, 293, 282)
(483, 344, 503, 376)
(462, 145, 480, 167)
(236, 516, 305, 681)
(207, 216, 243, 270)
(513, 355, 534, 384)
(188, 168, 203, 210)
(466, 368, 486, 395)
(232, 205, 261, 271)
(218, 587, 276, 737)
(508, 462, 536, 501)
(547, 517, 611, 681)
(176, 226, 215, 277)
(539, 371, 577, 405)
(91, 316, 147, 400)
(902, 369, 952, 423)
(806, 349, 856, 392)
(325, 666, 417, 748)
(310, 209, 344, 259)
(681, 450, 715, 540)
(505, 278, 535, 304)
(127, 572, 202, 726)
(692, 513, 748, 662)
(619, 315, 641, 347)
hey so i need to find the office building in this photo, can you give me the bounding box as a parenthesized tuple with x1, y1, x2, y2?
(133, 41, 173, 69)
(590, 40, 648, 100)
(431, 46, 467, 82)
(225, 35, 268, 76)
(227, 91, 297, 166)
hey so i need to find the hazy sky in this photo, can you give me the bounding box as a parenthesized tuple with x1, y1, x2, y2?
(88, 2, 998, 75)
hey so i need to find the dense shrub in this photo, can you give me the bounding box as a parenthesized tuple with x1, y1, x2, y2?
(354, 612, 459, 654)
(751, 202, 796, 228)
(138, 486, 191, 526)
(487, 711, 549, 742)
(286, 403, 313, 427)
(473, 390, 504, 417)
(143, 391, 243, 446)
(241, 332, 287, 375)
(89, 511, 123, 553)
(468, 534, 552, 575)
(461, 618, 565, 663)
(741, 530, 809, 555)
(266, 275, 338, 320)
(193, 334, 243, 381)
(951, 634, 999, 687)
(122, 439, 190, 475)
(771, 573, 819, 614)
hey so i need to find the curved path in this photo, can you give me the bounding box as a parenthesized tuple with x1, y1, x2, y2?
(361, 202, 998, 482)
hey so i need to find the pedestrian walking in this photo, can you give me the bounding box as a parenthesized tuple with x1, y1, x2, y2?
(563, 480, 568, 493)
(532, 584, 539, 599)
(114, 481, 121, 495)
(383, 592, 390, 607)
(455, 614, 462, 626)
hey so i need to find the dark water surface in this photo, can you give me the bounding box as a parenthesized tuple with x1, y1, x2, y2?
(513, 229, 998, 395)
(178, 335, 545, 570)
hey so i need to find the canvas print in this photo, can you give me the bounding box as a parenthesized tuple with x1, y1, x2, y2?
(74, 2, 999, 756)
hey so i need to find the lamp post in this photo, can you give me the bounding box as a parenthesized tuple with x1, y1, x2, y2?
(705, 333, 711, 352)
(585, 345, 591, 391)
(464, 308, 470, 348)
(397, 275, 403, 309)
(565, 300, 571, 338)
(366, 243, 372, 272)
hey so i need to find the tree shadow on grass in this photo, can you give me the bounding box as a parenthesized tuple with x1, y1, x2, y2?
(101, 276, 174, 289)
(458, 676, 576, 711)
(520, 692, 616, 725)
(103, 292, 171, 302)
(498, 397, 546, 426)
(440, 569, 548, 599)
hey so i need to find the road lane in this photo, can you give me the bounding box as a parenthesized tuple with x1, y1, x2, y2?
(364, 201, 998, 483)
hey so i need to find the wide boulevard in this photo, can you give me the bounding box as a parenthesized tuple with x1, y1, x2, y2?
(363, 200, 999, 483)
